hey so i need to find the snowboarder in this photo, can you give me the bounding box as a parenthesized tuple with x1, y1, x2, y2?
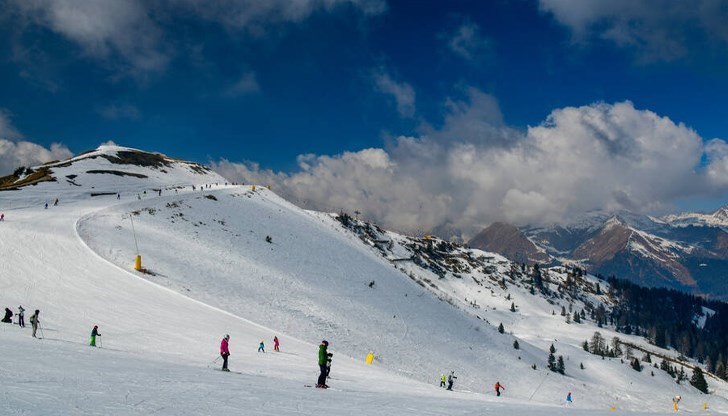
(440, 374, 446, 388)
(273, 336, 280, 352)
(566, 391, 573, 405)
(317, 340, 329, 388)
(447, 371, 456, 391)
(494, 381, 505, 397)
(17, 305, 25, 327)
(90, 325, 101, 347)
(2, 308, 12, 323)
(30, 309, 40, 337)
(258, 340, 265, 352)
(220, 334, 230, 371)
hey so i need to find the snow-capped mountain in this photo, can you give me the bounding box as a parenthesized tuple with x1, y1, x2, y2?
(663, 206, 728, 228)
(1, 145, 726, 415)
(469, 210, 728, 300)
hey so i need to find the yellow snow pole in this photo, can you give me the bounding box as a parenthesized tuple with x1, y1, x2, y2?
(366, 352, 374, 364)
(609, 406, 616, 411)
(704, 402, 708, 410)
(135, 255, 142, 271)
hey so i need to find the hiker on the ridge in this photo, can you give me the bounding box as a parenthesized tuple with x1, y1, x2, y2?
(2, 308, 12, 323)
(316, 340, 329, 388)
(220, 334, 230, 371)
(17, 305, 25, 327)
(30, 309, 40, 337)
(273, 336, 280, 352)
(258, 340, 265, 353)
(447, 371, 456, 391)
(440, 374, 446, 388)
(90, 325, 101, 347)
(494, 381, 505, 397)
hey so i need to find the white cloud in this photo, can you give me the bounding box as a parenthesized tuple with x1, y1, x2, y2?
(446, 19, 492, 61)
(0, 111, 24, 141)
(539, 0, 728, 62)
(97, 104, 141, 120)
(224, 72, 260, 97)
(0, 140, 73, 175)
(373, 70, 416, 118)
(213, 96, 728, 239)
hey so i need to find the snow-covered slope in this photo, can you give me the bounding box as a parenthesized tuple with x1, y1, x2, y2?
(1, 146, 725, 415)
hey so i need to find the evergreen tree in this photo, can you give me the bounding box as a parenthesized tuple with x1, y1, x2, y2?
(547, 353, 556, 371)
(573, 311, 581, 323)
(690, 367, 709, 393)
(513, 340, 520, 350)
(631, 358, 642, 372)
(510, 302, 516, 312)
(643, 353, 652, 363)
(556, 355, 565, 374)
(582, 340, 589, 352)
(549, 343, 556, 354)
(716, 360, 727, 380)
(498, 323, 504, 334)
(580, 362, 585, 370)
(560, 306, 566, 316)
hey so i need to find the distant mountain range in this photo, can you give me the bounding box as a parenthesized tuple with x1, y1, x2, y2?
(468, 209, 728, 300)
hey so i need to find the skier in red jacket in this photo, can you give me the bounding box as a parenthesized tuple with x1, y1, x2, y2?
(494, 381, 505, 396)
(220, 334, 230, 371)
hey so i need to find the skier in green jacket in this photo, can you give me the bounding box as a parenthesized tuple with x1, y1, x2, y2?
(316, 340, 329, 388)
(90, 325, 101, 347)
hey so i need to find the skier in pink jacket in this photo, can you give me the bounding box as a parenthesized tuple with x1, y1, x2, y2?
(220, 334, 230, 371)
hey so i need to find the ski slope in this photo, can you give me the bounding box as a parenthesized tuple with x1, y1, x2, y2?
(0, 145, 725, 415)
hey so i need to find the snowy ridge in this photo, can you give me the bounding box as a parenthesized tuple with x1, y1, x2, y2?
(0, 145, 726, 415)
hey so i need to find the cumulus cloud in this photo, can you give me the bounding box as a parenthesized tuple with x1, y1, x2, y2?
(445, 19, 492, 61)
(0, 140, 74, 175)
(213, 95, 728, 239)
(539, 0, 728, 63)
(373, 70, 416, 118)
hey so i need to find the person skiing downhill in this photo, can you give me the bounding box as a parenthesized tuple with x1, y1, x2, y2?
(90, 325, 101, 347)
(566, 391, 573, 405)
(29, 309, 40, 338)
(220, 334, 230, 371)
(273, 336, 280, 352)
(258, 341, 265, 352)
(17, 305, 25, 327)
(673, 395, 681, 411)
(316, 340, 329, 388)
(494, 381, 505, 397)
(447, 371, 456, 391)
(440, 374, 446, 388)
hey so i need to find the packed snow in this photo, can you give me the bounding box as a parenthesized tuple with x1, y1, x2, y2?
(1, 145, 725, 415)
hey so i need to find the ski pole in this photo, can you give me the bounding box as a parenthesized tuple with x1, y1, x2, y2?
(99, 336, 103, 348)
(207, 356, 221, 368)
(38, 322, 45, 339)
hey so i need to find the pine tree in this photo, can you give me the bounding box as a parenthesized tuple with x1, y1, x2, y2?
(550, 343, 556, 354)
(582, 340, 589, 352)
(510, 302, 516, 312)
(580, 362, 585, 370)
(631, 358, 642, 372)
(573, 311, 581, 323)
(561, 306, 566, 316)
(498, 323, 504, 334)
(556, 356, 565, 374)
(513, 340, 520, 350)
(548, 353, 556, 371)
(690, 367, 709, 393)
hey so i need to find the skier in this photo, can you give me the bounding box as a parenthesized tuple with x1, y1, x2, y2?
(1, 213, 4, 221)
(673, 395, 681, 411)
(30, 309, 40, 337)
(17, 305, 25, 327)
(220, 334, 230, 372)
(494, 381, 505, 397)
(53, 198, 59, 206)
(440, 374, 447, 388)
(316, 340, 329, 388)
(90, 325, 101, 347)
(44, 203, 48, 209)
(447, 371, 456, 391)
(1, 308, 12, 323)
(273, 336, 280, 352)
(258, 340, 265, 352)
(566, 391, 573, 405)
(117, 193, 120, 200)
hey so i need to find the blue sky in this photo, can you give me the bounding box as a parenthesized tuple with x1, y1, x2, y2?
(2, 0, 728, 236)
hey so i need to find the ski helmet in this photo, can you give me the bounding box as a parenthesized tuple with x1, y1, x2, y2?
(224, 334, 230, 340)
(322, 340, 328, 346)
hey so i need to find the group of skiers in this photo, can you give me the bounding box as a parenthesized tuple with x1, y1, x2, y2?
(219, 335, 285, 368)
(2, 306, 41, 337)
